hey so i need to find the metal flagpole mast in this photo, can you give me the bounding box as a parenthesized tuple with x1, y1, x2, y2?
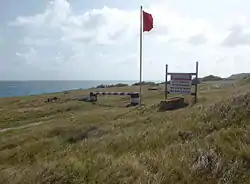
(139, 5, 143, 106)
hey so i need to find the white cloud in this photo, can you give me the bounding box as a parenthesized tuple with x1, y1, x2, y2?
(222, 24, 250, 47)
(20, 37, 54, 46)
(10, 0, 221, 46)
(188, 34, 207, 45)
(6, 0, 250, 80)
(16, 48, 37, 65)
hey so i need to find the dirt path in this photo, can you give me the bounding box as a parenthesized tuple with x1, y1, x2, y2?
(0, 121, 44, 133)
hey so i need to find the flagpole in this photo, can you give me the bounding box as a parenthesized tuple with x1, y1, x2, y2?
(139, 5, 143, 106)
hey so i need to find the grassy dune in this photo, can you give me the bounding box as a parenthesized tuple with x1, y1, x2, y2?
(0, 81, 250, 184)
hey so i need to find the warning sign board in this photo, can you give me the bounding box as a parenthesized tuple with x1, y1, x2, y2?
(164, 61, 199, 103)
(169, 74, 192, 94)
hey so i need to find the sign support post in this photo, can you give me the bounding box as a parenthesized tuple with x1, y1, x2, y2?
(194, 61, 199, 103)
(165, 64, 168, 100)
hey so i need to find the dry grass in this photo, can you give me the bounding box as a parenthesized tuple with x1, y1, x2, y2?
(0, 82, 250, 184)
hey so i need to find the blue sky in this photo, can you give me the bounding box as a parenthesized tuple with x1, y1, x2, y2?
(1, 0, 250, 80)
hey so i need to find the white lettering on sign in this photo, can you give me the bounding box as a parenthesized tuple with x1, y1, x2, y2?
(169, 74, 192, 95)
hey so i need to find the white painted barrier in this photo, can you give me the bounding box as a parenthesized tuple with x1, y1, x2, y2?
(89, 92, 140, 105)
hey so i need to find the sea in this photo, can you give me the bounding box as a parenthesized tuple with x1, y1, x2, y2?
(0, 80, 137, 98)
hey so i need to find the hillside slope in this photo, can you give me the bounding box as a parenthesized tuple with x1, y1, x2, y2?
(201, 75, 223, 81)
(228, 73, 250, 80)
(0, 82, 250, 184)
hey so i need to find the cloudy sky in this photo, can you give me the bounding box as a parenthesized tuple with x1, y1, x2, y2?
(1, 0, 250, 80)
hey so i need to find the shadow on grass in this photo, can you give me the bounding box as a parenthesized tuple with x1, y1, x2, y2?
(66, 126, 108, 143)
(91, 102, 114, 108)
(157, 102, 189, 112)
(49, 126, 108, 144)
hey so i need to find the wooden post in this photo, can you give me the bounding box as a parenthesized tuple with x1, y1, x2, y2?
(194, 61, 199, 103)
(165, 64, 168, 100)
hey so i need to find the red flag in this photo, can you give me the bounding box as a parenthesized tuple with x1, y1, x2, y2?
(143, 11, 153, 32)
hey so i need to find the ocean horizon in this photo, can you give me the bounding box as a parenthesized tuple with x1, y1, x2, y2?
(0, 80, 160, 98)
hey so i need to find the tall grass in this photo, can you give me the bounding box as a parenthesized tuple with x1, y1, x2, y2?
(0, 83, 250, 183)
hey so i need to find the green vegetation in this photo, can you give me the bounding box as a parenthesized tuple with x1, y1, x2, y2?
(238, 75, 250, 85)
(95, 83, 129, 88)
(201, 75, 223, 81)
(132, 81, 158, 86)
(0, 81, 250, 183)
(228, 73, 250, 80)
